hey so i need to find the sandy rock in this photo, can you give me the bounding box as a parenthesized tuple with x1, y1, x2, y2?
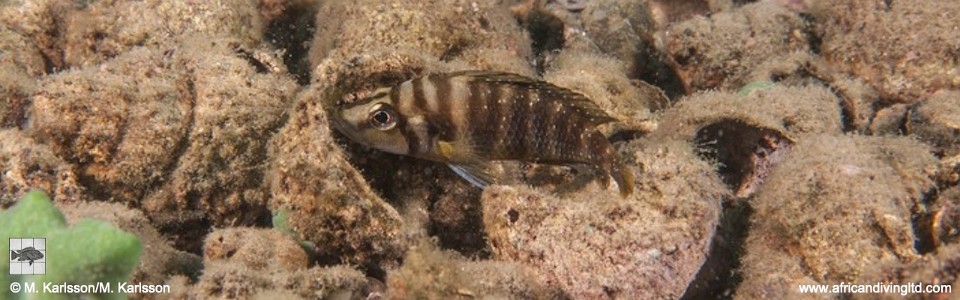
(577, 0, 657, 68)
(0, 67, 36, 130)
(907, 90, 960, 157)
(662, 1, 809, 92)
(0, 0, 76, 69)
(309, 0, 532, 76)
(852, 243, 960, 300)
(139, 36, 297, 247)
(2, 0, 264, 68)
(58, 201, 202, 296)
(657, 84, 842, 139)
(0, 129, 83, 208)
(30, 46, 189, 204)
(919, 186, 960, 250)
(654, 85, 841, 197)
(30, 35, 297, 252)
(483, 138, 725, 299)
(203, 228, 309, 273)
(387, 240, 559, 299)
(811, 0, 960, 103)
(870, 104, 909, 136)
(0, 24, 46, 77)
(166, 229, 370, 299)
(736, 134, 937, 298)
(268, 84, 406, 269)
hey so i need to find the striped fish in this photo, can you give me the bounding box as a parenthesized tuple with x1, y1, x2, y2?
(332, 71, 634, 197)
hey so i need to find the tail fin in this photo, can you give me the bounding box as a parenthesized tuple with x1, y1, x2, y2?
(11, 250, 17, 260)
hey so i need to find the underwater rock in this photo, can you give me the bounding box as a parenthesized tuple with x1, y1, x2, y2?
(30, 46, 189, 204)
(139, 35, 296, 248)
(0, 129, 83, 208)
(59, 200, 202, 296)
(870, 104, 909, 136)
(483, 138, 725, 298)
(736, 134, 937, 298)
(0, 66, 37, 130)
(30, 35, 297, 251)
(0, 0, 76, 70)
(577, 0, 657, 68)
(268, 84, 406, 269)
(4, 0, 264, 68)
(203, 228, 309, 273)
(852, 243, 960, 300)
(0, 26, 43, 128)
(182, 260, 369, 299)
(387, 240, 560, 299)
(906, 90, 960, 157)
(655, 85, 841, 197)
(919, 186, 960, 249)
(309, 0, 532, 76)
(662, 1, 809, 92)
(810, 0, 960, 103)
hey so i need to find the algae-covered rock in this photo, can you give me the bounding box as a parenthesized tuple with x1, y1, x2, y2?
(0, 0, 264, 68)
(657, 84, 842, 139)
(139, 35, 297, 245)
(736, 134, 937, 299)
(30, 46, 188, 204)
(852, 243, 960, 300)
(176, 231, 369, 299)
(0, 25, 43, 128)
(0, 23, 46, 78)
(811, 0, 960, 103)
(907, 90, 960, 157)
(387, 240, 560, 299)
(58, 201, 202, 294)
(203, 228, 309, 273)
(0, 129, 83, 208)
(309, 0, 532, 75)
(30, 35, 298, 251)
(0, 67, 36, 129)
(1, 191, 142, 300)
(483, 138, 725, 298)
(655, 85, 841, 197)
(268, 85, 406, 268)
(662, 1, 809, 92)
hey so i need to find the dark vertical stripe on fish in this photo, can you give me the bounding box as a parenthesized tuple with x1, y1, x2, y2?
(412, 77, 426, 111)
(505, 86, 525, 156)
(542, 101, 559, 156)
(430, 74, 455, 140)
(531, 89, 552, 156)
(401, 125, 419, 155)
(497, 84, 517, 156)
(389, 85, 401, 108)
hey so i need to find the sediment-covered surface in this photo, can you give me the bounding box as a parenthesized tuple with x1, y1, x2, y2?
(1, 0, 958, 299)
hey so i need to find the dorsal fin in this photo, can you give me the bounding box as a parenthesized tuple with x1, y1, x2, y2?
(446, 70, 618, 126)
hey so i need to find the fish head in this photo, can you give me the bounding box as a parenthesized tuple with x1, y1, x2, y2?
(332, 87, 410, 155)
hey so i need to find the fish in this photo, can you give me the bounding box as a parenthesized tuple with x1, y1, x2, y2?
(11, 247, 44, 265)
(332, 70, 634, 197)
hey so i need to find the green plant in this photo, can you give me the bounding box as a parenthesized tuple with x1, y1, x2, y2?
(1, 190, 142, 300)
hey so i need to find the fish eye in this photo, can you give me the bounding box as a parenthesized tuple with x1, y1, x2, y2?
(368, 105, 397, 130)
